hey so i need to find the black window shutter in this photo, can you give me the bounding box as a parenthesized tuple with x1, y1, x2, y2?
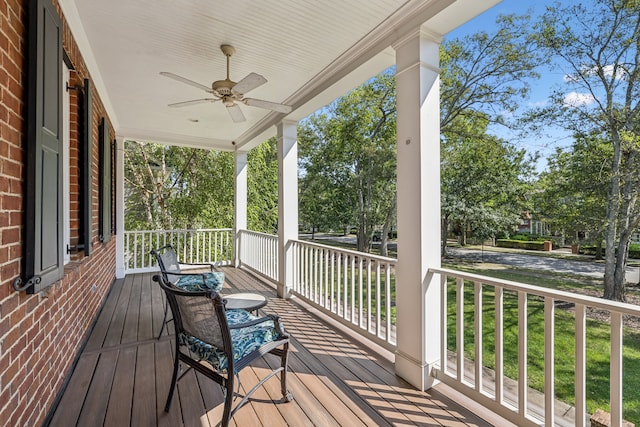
(82, 78, 93, 255)
(99, 118, 112, 243)
(23, 0, 63, 293)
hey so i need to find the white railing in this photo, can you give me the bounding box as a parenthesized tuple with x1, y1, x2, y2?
(124, 228, 233, 273)
(238, 230, 279, 281)
(430, 267, 640, 427)
(291, 239, 397, 350)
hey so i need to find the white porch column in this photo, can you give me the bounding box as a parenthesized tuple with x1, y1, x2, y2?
(393, 29, 442, 391)
(234, 150, 248, 267)
(277, 120, 298, 298)
(115, 136, 126, 279)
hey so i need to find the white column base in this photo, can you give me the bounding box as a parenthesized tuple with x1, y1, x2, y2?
(395, 350, 439, 391)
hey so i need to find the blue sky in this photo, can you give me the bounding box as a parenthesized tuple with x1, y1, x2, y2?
(446, 0, 581, 172)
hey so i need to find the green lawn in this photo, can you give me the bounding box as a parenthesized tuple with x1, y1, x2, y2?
(443, 266, 640, 424)
(299, 239, 640, 423)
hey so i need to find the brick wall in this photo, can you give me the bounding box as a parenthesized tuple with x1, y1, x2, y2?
(0, 1, 117, 425)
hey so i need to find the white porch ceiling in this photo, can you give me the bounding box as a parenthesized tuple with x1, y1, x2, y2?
(59, 0, 501, 152)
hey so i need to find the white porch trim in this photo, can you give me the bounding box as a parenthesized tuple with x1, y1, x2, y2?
(393, 28, 442, 391)
(115, 136, 126, 279)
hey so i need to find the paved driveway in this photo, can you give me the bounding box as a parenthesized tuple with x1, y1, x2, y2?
(447, 247, 639, 283)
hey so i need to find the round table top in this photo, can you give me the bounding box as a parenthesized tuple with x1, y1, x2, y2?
(223, 292, 268, 312)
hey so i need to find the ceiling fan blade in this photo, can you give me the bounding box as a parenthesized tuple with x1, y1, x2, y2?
(160, 72, 212, 93)
(168, 98, 219, 108)
(243, 98, 292, 114)
(232, 72, 267, 95)
(226, 103, 246, 122)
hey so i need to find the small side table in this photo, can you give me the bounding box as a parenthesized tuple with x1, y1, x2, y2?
(223, 292, 268, 313)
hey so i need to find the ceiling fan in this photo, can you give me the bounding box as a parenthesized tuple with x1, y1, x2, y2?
(160, 44, 292, 123)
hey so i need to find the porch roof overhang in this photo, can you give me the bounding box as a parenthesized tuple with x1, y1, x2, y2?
(59, 0, 500, 152)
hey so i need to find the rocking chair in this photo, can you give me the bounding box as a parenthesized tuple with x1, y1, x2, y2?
(152, 273, 293, 427)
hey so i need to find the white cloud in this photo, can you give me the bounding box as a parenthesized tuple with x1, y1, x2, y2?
(564, 64, 627, 83)
(528, 100, 548, 108)
(563, 91, 595, 107)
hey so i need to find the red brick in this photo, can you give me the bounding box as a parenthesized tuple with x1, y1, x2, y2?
(2, 227, 19, 245)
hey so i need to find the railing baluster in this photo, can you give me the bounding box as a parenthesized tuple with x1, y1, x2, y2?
(474, 281, 483, 392)
(518, 291, 528, 417)
(358, 257, 364, 327)
(350, 255, 355, 321)
(376, 262, 381, 338)
(456, 277, 464, 382)
(495, 285, 504, 404)
(367, 259, 372, 333)
(385, 261, 391, 341)
(575, 303, 586, 427)
(440, 273, 448, 375)
(343, 254, 348, 317)
(611, 311, 623, 427)
(544, 296, 555, 426)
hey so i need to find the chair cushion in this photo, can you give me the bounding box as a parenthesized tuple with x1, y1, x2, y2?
(175, 271, 225, 292)
(179, 309, 283, 372)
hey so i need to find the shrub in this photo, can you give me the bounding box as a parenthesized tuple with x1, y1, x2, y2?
(580, 243, 640, 259)
(496, 239, 547, 251)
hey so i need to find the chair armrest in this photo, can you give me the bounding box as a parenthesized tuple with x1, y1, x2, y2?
(178, 261, 215, 271)
(228, 314, 287, 336)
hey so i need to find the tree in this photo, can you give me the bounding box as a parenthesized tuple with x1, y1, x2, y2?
(536, 0, 640, 301)
(440, 13, 543, 139)
(534, 136, 610, 256)
(298, 71, 397, 253)
(439, 13, 543, 254)
(441, 113, 535, 254)
(247, 137, 279, 233)
(124, 140, 280, 233)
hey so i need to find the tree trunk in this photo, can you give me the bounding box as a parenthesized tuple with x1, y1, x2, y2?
(595, 239, 603, 260)
(602, 130, 623, 301)
(441, 215, 450, 257)
(379, 193, 397, 258)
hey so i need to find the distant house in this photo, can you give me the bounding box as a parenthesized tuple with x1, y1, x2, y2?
(517, 212, 549, 236)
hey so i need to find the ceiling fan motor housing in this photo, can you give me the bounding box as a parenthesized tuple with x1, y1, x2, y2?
(212, 79, 236, 96)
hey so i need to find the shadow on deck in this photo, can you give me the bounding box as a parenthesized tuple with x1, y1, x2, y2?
(46, 267, 506, 426)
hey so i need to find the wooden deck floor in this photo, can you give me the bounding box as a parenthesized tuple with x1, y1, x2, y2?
(46, 267, 501, 427)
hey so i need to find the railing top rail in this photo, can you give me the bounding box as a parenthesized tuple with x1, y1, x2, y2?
(432, 267, 640, 317)
(125, 228, 233, 234)
(292, 238, 397, 264)
(238, 229, 278, 239)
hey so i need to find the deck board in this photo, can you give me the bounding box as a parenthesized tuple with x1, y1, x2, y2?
(47, 267, 501, 427)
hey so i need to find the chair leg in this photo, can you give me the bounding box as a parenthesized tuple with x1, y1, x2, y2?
(165, 342, 180, 412)
(221, 376, 234, 427)
(158, 294, 170, 339)
(280, 342, 293, 402)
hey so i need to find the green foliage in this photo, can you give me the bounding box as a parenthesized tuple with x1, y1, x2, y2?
(299, 71, 397, 252)
(534, 0, 640, 300)
(439, 12, 542, 252)
(496, 239, 547, 251)
(124, 140, 278, 232)
(534, 136, 610, 245)
(441, 116, 536, 247)
(247, 138, 279, 233)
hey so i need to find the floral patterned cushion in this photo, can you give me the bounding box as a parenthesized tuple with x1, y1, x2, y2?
(179, 309, 283, 373)
(175, 271, 225, 292)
